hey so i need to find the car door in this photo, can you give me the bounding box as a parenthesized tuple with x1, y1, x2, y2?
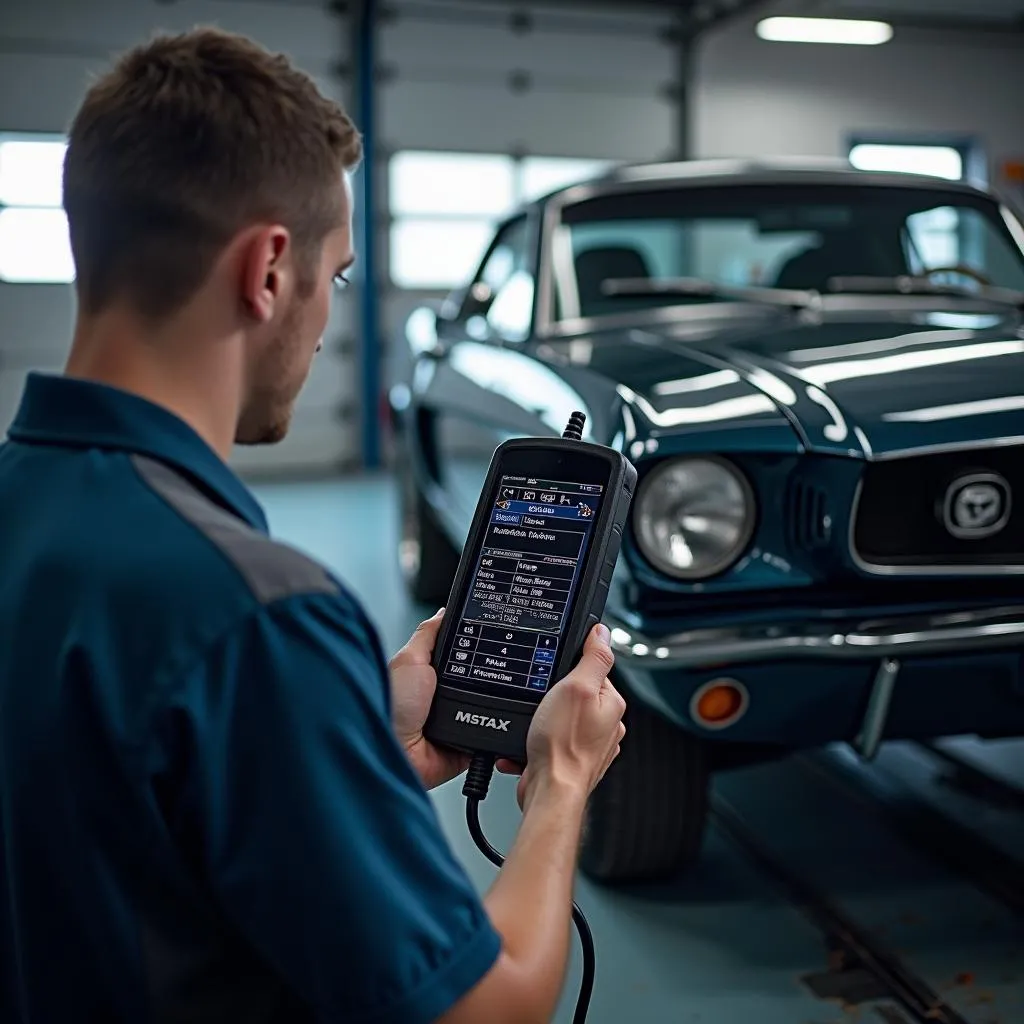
(416, 212, 552, 541)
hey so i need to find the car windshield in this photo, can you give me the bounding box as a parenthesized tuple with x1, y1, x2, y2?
(551, 183, 1024, 322)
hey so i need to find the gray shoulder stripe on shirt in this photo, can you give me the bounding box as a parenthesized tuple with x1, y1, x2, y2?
(131, 454, 339, 605)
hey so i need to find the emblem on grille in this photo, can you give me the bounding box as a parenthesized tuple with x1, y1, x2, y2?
(942, 473, 1012, 539)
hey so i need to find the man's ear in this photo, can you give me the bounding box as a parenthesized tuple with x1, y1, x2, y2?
(239, 225, 291, 323)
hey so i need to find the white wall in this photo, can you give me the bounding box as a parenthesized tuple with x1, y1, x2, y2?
(694, 13, 1024, 198)
(0, 0, 356, 476)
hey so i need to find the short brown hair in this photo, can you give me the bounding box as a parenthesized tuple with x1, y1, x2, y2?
(63, 28, 362, 319)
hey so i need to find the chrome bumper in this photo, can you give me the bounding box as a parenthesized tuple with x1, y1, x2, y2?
(605, 605, 1024, 670)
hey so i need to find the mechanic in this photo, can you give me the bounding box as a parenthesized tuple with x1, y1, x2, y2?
(0, 28, 626, 1024)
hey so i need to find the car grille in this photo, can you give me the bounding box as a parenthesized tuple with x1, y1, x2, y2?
(852, 445, 1024, 571)
(786, 480, 832, 552)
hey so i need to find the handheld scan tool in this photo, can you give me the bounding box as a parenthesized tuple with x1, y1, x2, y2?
(425, 412, 636, 763)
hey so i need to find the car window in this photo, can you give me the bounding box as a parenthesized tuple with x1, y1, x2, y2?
(553, 184, 1024, 321)
(903, 206, 1024, 290)
(461, 217, 535, 341)
(569, 219, 816, 286)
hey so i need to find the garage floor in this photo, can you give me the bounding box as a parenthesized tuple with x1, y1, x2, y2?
(254, 476, 1024, 1024)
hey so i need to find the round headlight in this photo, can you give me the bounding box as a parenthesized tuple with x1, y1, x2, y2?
(634, 457, 755, 579)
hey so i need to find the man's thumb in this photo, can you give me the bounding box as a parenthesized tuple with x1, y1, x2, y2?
(574, 623, 615, 686)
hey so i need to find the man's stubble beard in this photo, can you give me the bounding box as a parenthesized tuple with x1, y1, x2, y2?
(235, 297, 308, 447)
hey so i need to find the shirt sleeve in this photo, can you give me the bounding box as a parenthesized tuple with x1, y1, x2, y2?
(165, 589, 501, 1024)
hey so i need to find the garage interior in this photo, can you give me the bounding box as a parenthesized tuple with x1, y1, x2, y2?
(1, 0, 1023, 1021)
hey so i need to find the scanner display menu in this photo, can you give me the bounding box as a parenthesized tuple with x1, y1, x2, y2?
(442, 474, 604, 695)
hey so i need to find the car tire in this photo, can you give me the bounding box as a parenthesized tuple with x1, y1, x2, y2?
(397, 457, 461, 607)
(579, 697, 710, 884)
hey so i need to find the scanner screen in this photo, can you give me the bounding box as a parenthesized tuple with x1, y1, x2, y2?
(439, 472, 605, 696)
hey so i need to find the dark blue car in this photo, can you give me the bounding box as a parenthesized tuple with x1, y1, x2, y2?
(389, 161, 1024, 884)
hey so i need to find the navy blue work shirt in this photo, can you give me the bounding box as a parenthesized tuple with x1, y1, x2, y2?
(0, 373, 500, 1023)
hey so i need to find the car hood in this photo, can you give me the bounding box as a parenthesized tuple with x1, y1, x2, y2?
(579, 312, 1024, 457)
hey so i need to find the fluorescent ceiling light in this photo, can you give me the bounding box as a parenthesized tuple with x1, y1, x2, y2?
(756, 17, 893, 45)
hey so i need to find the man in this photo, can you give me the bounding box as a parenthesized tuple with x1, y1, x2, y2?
(0, 28, 626, 1024)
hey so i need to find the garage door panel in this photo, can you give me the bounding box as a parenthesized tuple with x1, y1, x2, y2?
(0, 54, 111, 131)
(0, 284, 75, 362)
(0, 0, 346, 68)
(382, 18, 671, 89)
(383, 80, 674, 159)
(0, 63, 343, 138)
(389, 0, 668, 34)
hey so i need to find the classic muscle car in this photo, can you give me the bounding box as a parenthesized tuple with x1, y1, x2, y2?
(388, 160, 1024, 884)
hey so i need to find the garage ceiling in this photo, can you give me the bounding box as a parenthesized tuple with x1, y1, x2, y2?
(461, 0, 1024, 32)
(819, 0, 1024, 29)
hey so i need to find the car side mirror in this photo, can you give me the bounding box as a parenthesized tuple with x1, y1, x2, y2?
(460, 282, 496, 320)
(405, 304, 447, 356)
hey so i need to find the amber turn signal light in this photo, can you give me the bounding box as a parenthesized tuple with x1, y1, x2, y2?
(690, 679, 749, 729)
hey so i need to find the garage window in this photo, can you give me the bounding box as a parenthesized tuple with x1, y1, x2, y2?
(848, 141, 972, 279)
(389, 150, 614, 290)
(0, 135, 74, 284)
(519, 157, 614, 204)
(849, 143, 963, 182)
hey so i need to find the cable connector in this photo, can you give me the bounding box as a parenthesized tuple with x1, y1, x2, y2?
(464, 753, 504, 872)
(562, 411, 586, 441)
(462, 752, 496, 801)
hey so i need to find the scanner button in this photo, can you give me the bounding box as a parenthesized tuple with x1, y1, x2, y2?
(592, 580, 610, 610)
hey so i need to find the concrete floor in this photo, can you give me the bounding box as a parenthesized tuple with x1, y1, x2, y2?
(254, 475, 1024, 1024)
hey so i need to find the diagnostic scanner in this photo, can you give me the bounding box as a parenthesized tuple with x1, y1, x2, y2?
(425, 412, 636, 763)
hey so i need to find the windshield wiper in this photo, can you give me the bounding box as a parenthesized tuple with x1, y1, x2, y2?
(827, 275, 1024, 311)
(601, 276, 816, 311)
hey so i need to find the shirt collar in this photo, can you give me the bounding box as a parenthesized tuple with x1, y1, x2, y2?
(7, 373, 269, 533)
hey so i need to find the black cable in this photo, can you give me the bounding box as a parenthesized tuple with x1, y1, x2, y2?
(462, 753, 595, 1024)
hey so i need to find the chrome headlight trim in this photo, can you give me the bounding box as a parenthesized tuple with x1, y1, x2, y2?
(633, 456, 756, 580)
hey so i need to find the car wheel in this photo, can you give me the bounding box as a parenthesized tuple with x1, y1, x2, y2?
(397, 457, 460, 607)
(579, 696, 710, 884)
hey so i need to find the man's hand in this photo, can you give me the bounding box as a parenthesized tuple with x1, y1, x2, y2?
(497, 623, 625, 811)
(389, 608, 470, 790)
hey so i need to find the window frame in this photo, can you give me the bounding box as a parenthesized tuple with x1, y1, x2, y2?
(387, 149, 615, 293)
(447, 210, 541, 340)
